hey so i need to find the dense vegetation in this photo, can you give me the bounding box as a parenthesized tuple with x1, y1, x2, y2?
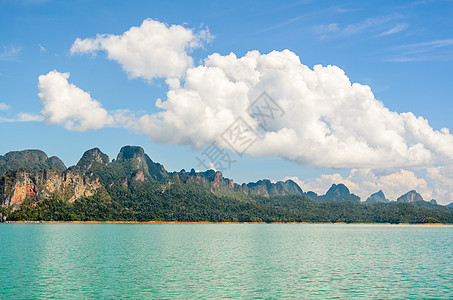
(0, 149, 66, 174)
(2, 146, 453, 224)
(5, 183, 453, 223)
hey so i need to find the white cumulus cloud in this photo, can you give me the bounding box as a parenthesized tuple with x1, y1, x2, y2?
(38, 70, 113, 131)
(131, 49, 453, 169)
(71, 19, 212, 80)
(426, 165, 453, 204)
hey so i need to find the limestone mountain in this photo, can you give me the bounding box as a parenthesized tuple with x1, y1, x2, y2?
(0, 168, 102, 209)
(305, 191, 318, 199)
(80, 146, 169, 185)
(241, 179, 304, 197)
(76, 148, 110, 174)
(311, 184, 361, 203)
(0, 149, 66, 175)
(173, 169, 304, 198)
(397, 190, 424, 203)
(365, 190, 389, 204)
(1, 146, 453, 224)
(115, 146, 167, 181)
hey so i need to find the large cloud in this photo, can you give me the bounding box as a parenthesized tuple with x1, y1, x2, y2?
(132, 50, 453, 169)
(71, 19, 212, 80)
(38, 70, 113, 131)
(36, 26, 453, 203)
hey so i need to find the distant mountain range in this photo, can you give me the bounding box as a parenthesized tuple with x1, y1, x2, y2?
(1, 146, 452, 223)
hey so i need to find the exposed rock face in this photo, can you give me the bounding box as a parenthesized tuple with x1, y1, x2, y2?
(0, 149, 66, 175)
(313, 183, 361, 203)
(429, 199, 438, 205)
(174, 169, 303, 197)
(116, 146, 168, 181)
(365, 190, 389, 204)
(397, 190, 424, 203)
(133, 170, 146, 182)
(0, 169, 102, 209)
(76, 148, 110, 174)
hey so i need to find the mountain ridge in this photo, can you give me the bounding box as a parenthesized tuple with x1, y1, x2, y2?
(0, 149, 66, 175)
(0, 146, 446, 207)
(1, 146, 452, 224)
(397, 190, 424, 203)
(365, 190, 388, 204)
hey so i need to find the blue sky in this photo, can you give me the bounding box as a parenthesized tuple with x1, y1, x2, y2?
(1, 0, 453, 203)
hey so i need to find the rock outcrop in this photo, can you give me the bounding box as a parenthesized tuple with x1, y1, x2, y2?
(397, 190, 424, 203)
(311, 183, 361, 203)
(0, 169, 102, 210)
(365, 190, 389, 204)
(76, 148, 110, 174)
(174, 169, 303, 198)
(116, 146, 168, 181)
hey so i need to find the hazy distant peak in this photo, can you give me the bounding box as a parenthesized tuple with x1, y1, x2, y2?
(365, 190, 388, 204)
(397, 190, 424, 203)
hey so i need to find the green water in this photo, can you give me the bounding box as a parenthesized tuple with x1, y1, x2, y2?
(0, 224, 452, 299)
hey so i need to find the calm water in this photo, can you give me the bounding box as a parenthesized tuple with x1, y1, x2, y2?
(0, 224, 452, 299)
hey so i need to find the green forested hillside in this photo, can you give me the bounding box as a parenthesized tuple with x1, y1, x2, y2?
(0, 150, 66, 174)
(1, 146, 453, 224)
(5, 183, 453, 223)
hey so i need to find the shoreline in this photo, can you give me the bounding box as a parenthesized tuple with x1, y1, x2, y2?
(3, 220, 450, 225)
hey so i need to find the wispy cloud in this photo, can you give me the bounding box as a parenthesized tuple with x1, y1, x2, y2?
(333, 6, 362, 13)
(313, 14, 405, 39)
(39, 44, 46, 54)
(0, 113, 43, 123)
(343, 15, 400, 35)
(261, 15, 306, 32)
(0, 45, 22, 61)
(0, 103, 43, 122)
(0, 103, 10, 110)
(262, 4, 364, 34)
(378, 23, 409, 36)
(386, 38, 453, 62)
(398, 39, 453, 52)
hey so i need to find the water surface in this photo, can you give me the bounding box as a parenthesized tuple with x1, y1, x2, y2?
(1, 224, 452, 299)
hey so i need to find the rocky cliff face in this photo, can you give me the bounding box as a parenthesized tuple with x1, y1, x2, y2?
(397, 190, 424, 203)
(174, 169, 302, 198)
(116, 146, 168, 181)
(0, 169, 102, 209)
(76, 148, 110, 174)
(312, 183, 361, 203)
(365, 190, 388, 204)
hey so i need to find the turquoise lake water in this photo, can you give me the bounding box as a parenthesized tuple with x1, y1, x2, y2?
(0, 224, 452, 299)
